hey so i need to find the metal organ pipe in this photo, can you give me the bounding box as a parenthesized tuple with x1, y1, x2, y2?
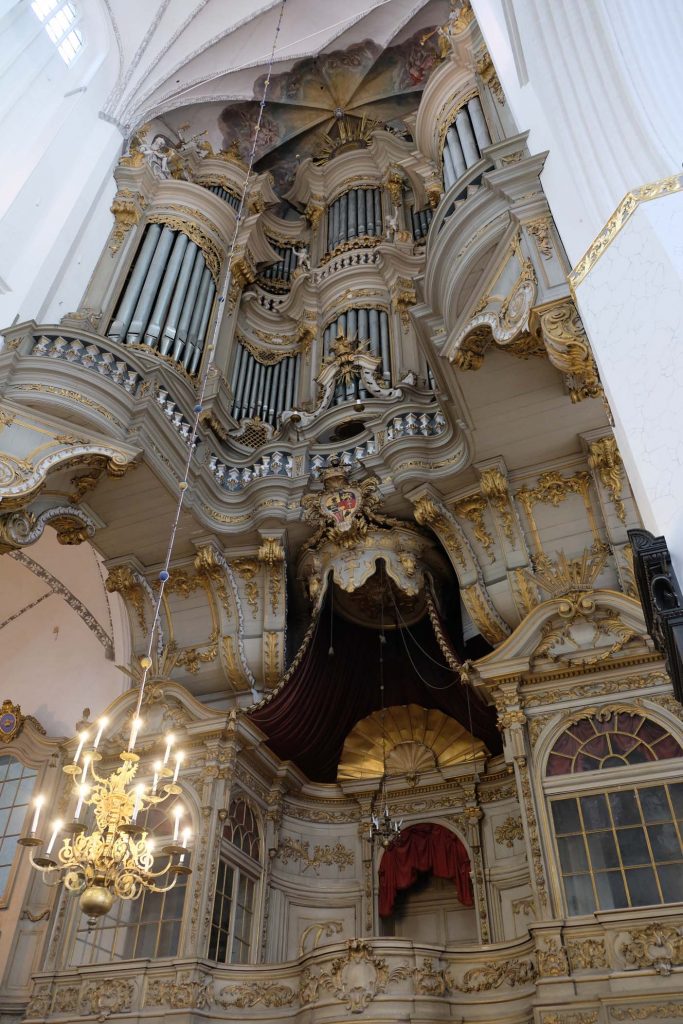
(144, 232, 189, 349)
(325, 307, 391, 404)
(108, 223, 162, 341)
(206, 184, 240, 211)
(325, 188, 383, 254)
(411, 207, 434, 241)
(230, 344, 302, 425)
(128, 226, 176, 343)
(108, 224, 216, 375)
(159, 241, 198, 355)
(441, 95, 492, 190)
(467, 95, 491, 151)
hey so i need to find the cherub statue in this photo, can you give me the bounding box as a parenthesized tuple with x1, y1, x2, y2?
(293, 244, 311, 272)
(385, 208, 400, 241)
(139, 134, 171, 179)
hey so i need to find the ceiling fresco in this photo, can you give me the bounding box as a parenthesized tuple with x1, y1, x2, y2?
(161, 1, 449, 198)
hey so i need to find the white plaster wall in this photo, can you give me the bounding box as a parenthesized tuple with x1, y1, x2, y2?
(0, 532, 130, 738)
(574, 189, 683, 581)
(472, 0, 683, 263)
(0, 1, 121, 328)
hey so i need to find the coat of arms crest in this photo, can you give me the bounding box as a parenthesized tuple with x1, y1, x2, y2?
(302, 458, 384, 549)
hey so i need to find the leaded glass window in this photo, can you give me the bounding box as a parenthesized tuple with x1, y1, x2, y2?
(552, 782, 683, 915)
(546, 711, 683, 776)
(208, 798, 260, 964)
(0, 756, 37, 898)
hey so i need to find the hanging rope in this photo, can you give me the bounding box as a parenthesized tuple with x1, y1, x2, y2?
(130, 0, 289, 742)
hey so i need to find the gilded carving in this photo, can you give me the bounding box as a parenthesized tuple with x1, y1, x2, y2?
(148, 212, 223, 281)
(618, 921, 683, 976)
(231, 558, 260, 616)
(537, 937, 569, 977)
(391, 277, 417, 329)
(543, 1013, 598, 1024)
(412, 957, 449, 995)
(146, 975, 212, 1009)
(0, 699, 43, 743)
(526, 216, 553, 259)
(531, 299, 603, 402)
(570, 173, 682, 291)
(299, 920, 344, 956)
(106, 566, 148, 631)
(298, 938, 409, 1013)
(494, 815, 524, 847)
(479, 467, 515, 542)
(512, 896, 536, 918)
(453, 494, 495, 561)
(461, 584, 510, 644)
(79, 979, 135, 1017)
(521, 672, 669, 708)
(109, 190, 145, 254)
(567, 937, 609, 971)
(532, 592, 641, 666)
(451, 956, 537, 992)
(518, 760, 550, 912)
(609, 1005, 683, 1021)
(217, 981, 297, 1009)
(275, 836, 354, 873)
(588, 436, 626, 522)
(475, 48, 504, 103)
(263, 631, 281, 686)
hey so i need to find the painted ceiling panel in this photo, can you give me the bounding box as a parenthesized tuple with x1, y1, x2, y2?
(99, 0, 444, 130)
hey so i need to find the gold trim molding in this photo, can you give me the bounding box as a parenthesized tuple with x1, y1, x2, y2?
(569, 173, 683, 291)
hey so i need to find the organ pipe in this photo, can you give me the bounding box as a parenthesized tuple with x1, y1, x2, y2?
(325, 188, 383, 254)
(411, 206, 434, 240)
(442, 96, 492, 190)
(230, 344, 303, 426)
(108, 224, 216, 376)
(325, 307, 391, 404)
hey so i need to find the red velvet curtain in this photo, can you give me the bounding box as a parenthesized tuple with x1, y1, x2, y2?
(378, 823, 473, 917)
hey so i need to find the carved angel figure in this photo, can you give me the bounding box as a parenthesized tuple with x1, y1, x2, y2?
(293, 244, 311, 272)
(139, 135, 171, 179)
(385, 209, 400, 241)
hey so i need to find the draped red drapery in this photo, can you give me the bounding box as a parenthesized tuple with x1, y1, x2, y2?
(378, 823, 473, 917)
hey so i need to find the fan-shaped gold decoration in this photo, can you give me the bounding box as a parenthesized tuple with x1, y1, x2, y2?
(337, 705, 488, 781)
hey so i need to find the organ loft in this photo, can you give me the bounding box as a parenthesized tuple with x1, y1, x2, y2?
(1, 2, 683, 1024)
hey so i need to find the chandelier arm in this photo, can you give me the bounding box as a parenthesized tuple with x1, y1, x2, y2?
(144, 875, 179, 895)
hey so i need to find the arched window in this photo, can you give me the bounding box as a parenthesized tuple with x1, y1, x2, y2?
(546, 710, 683, 775)
(546, 710, 683, 916)
(0, 755, 37, 898)
(208, 798, 261, 965)
(71, 807, 187, 965)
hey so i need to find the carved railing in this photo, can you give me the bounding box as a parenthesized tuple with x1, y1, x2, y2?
(208, 409, 447, 493)
(25, 936, 538, 1022)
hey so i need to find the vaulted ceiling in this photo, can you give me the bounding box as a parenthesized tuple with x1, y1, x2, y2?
(100, 0, 449, 190)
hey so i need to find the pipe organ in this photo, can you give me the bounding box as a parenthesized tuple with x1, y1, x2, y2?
(441, 95, 491, 190)
(323, 307, 391, 404)
(108, 223, 216, 375)
(326, 187, 383, 254)
(230, 342, 301, 425)
(411, 206, 434, 241)
(203, 183, 241, 211)
(259, 239, 295, 289)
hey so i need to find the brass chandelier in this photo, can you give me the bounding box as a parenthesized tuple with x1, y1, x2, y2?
(20, 711, 190, 924)
(18, 0, 288, 926)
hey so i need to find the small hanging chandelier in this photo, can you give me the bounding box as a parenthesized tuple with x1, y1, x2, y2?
(19, 666, 191, 926)
(369, 569, 402, 848)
